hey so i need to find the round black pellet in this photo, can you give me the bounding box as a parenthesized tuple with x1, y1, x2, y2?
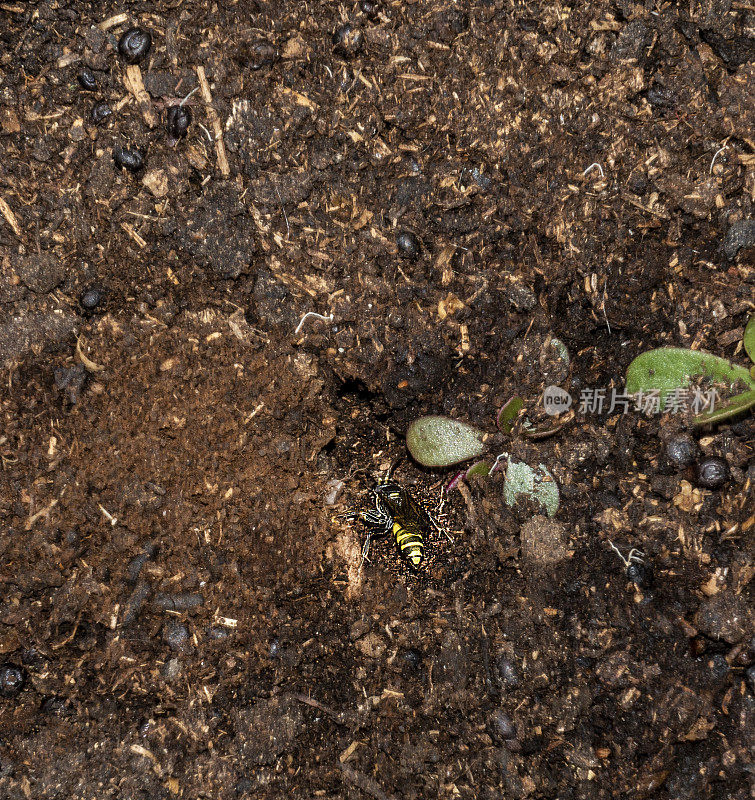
(491, 710, 517, 741)
(332, 24, 364, 57)
(746, 665, 755, 694)
(400, 648, 422, 671)
(695, 456, 729, 490)
(77, 68, 98, 91)
(166, 105, 192, 138)
(626, 561, 653, 589)
(496, 656, 520, 687)
(665, 435, 698, 469)
(359, 0, 379, 18)
(118, 27, 152, 65)
(0, 664, 25, 698)
(397, 231, 421, 258)
(80, 287, 103, 310)
(113, 145, 144, 172)
(91, 101, 112, 125)
(247, 40, 279, 70)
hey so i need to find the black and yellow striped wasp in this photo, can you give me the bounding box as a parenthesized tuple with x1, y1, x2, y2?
(344, 468, 445, 570)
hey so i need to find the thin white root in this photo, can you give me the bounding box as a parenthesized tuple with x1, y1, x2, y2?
(608, 540, 645, 568)
(294, 311, 334, 335)
(583, 162, 604, 179)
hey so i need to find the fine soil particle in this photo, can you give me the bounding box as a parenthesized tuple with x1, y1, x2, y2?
(1, 1, 753, 799)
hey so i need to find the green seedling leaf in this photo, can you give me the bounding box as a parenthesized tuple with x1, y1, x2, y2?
(496, 397, 524, 433)
(625, 347, 755, 408)
(550, 337, 571, 367)
(406, 415, 487, 467)
(465, 461, 492, 479)
(502, 456, 559, 518)
(693, 389, 755, 426)
(744, 314, 755, 364)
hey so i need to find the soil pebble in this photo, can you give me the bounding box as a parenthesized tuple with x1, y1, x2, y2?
(722, 219, 755, 260)
(153, 592, 204, 611)
(695, 592, 753, 643)
(242, 40, 279, 70)
(233, 695, 303, 765)
(16, 253, 66, 294)
(163, 622, 190, 652)
(490, 711, 517, 741)
(520, 516, 569, 565)
(54, 364, 87, 404)
(507, 283, 537, 312)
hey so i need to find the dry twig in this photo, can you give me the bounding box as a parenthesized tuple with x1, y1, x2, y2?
(195, 66, 230, 177)
(339, 764, 398, 800)
(124, 65, 158, 128)
(0, 196, 21, 237)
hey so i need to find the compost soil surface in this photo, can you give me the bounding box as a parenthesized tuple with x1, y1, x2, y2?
(1, 1, 754, 798)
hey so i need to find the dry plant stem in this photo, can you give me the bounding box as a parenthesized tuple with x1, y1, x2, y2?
(195, 66, 230, 177)
(339, 764, 398, 800)
(124, 65, 158, 128)
(99, 12, 128, 31)
(0, 196, 21, 237)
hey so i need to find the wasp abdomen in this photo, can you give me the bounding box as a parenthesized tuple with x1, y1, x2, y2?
(392, 523, 425, 568)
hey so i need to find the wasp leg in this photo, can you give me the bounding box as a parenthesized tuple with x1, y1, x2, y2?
(358, 509, 393, 566)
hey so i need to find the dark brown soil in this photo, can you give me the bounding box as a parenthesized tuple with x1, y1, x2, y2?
(1, 2, 754, 798)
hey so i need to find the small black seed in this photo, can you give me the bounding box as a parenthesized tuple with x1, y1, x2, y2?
(41, 696, 71, 716)
(359, 0, 379, 18)
(695, 456, 729, 490)
(491, 711, 517, 741)
(90, 101, 112, 125)
(114, 145, 144, 172)
(333, 24, 364, 57)
(166, 104, 192, 138)
(626, 561, 653, 588)
(163, 622, 189, 651)
(247, 40, 279, 70)
(708, 653, 730, 681)
(665, 435, 698, 469)
(77, 67, 98, 91)
(0, 664, 25, 698)
(118, 27, 152, 65)
(496, 656, 520, 687)
(400, 648, 422, 670)
(80, 287, 103, 310)
(746, 665, 755, 693)
(396, 231, 421, 258)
